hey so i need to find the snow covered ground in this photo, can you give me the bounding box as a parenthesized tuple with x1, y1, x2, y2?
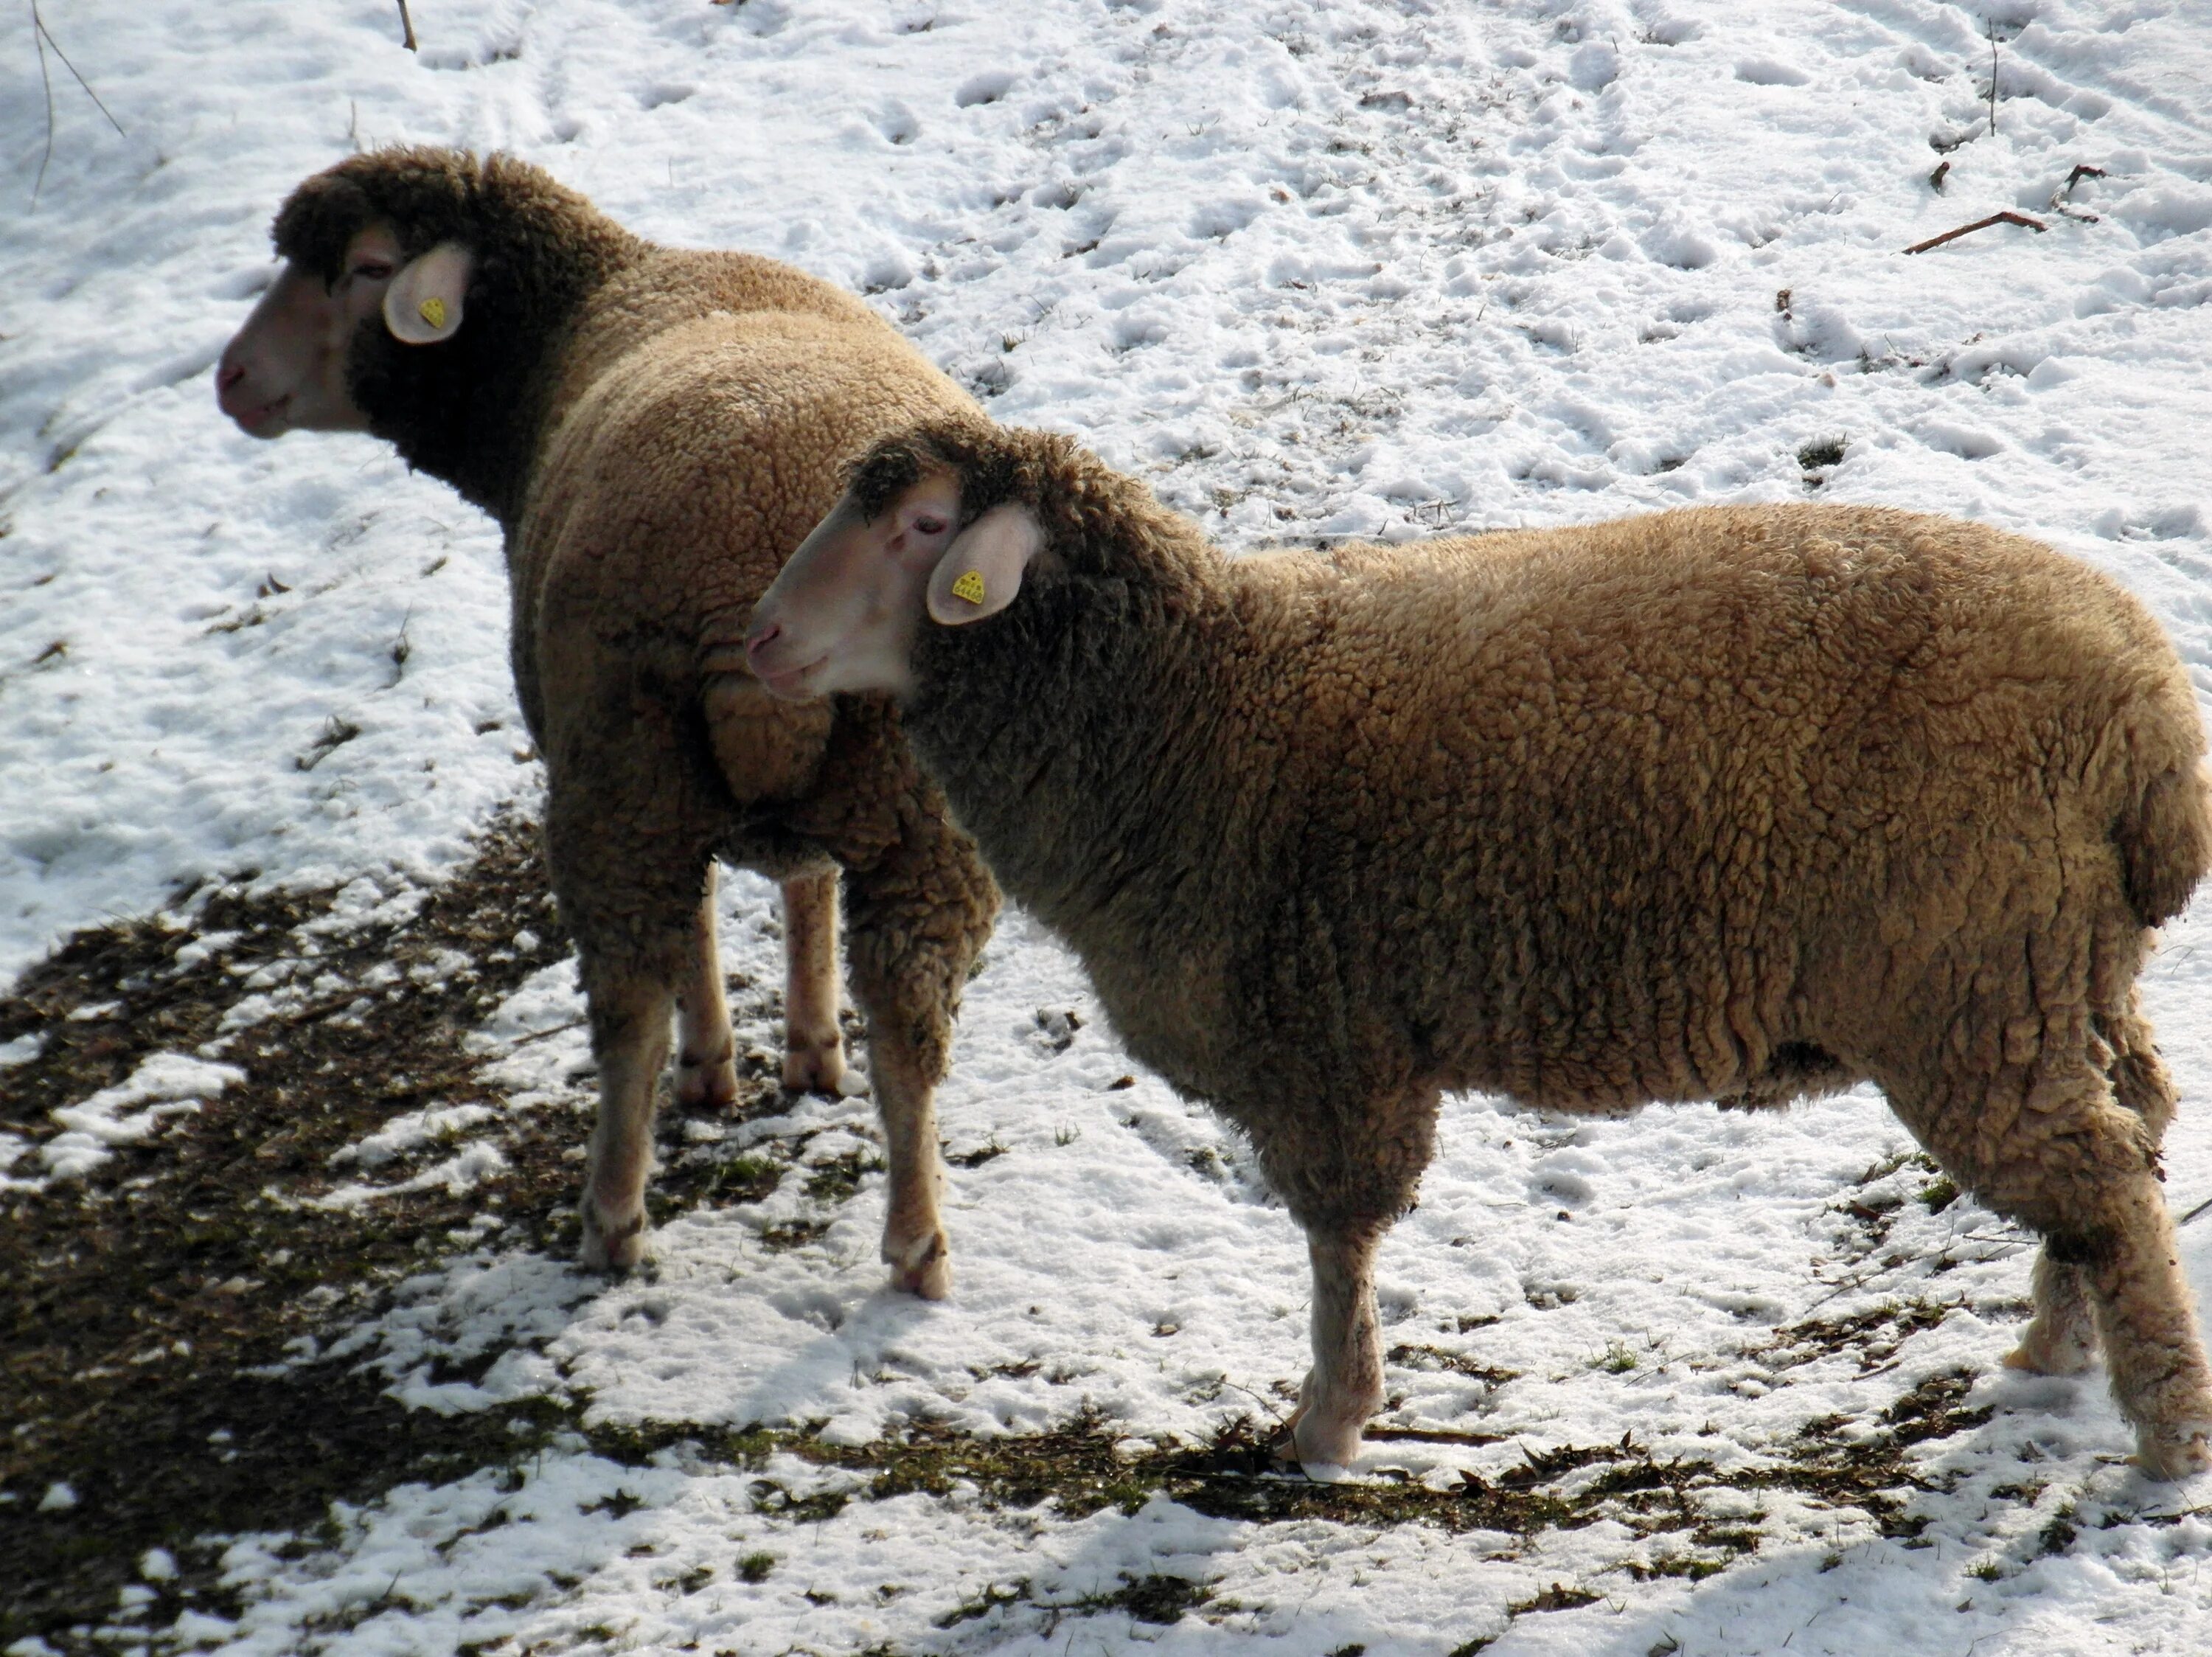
(7, 0, 2212, 1652)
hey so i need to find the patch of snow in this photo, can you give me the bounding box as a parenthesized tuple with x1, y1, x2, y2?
(40, 1052, 246, 1181)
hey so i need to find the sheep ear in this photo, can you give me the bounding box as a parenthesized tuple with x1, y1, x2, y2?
(382, 243, 473, 344)
(927, 504, 1042, 625)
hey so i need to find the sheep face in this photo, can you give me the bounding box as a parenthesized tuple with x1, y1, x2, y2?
(746, 470, 1041, 701)
(216, 225, 470, 438)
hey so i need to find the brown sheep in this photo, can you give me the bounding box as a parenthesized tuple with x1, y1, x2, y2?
(742, 417, 2212, 1478)
(215, 149, 999, 1282)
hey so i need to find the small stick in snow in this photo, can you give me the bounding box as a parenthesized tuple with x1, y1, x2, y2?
(397, 0, 417, 50)
(2051, 164, 2107, 223)
(1902, 211, 2047, 255)
(504, 1018, 587, 1049)
(2180, 1192, 2212, 1229)
(1986, 21, 2000, 136)
(1929, 159, 1950, 193)
(29, 0, 128, 207)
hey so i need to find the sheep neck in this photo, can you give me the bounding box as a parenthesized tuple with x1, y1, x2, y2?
(359, 237, 641, 527)
(902, 532, 1259, 1083)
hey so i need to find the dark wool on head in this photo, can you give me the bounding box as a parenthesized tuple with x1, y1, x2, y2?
(271, 147, 639, 519)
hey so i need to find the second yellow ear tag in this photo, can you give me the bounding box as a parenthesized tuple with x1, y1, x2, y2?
(419, 296, 448, 329)
(950, 569, 987, 605)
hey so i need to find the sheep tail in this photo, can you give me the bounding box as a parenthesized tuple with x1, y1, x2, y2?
(2117, 757, 2212, 929)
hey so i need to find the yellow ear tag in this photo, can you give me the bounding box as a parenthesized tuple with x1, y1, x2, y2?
(950, 569, 987, 605)
(418, 296, 448, 329)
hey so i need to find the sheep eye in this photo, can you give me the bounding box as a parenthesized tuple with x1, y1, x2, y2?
(914, 515, 947, 537)
(349, 260, 394, 282)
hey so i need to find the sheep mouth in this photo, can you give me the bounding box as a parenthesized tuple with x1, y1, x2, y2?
(230, 392, 293, 438)
(753, 656, 826, 701)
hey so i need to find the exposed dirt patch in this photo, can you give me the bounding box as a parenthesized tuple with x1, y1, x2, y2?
(1, 816, 588, 1642)
(3, 819, 2006, 1650)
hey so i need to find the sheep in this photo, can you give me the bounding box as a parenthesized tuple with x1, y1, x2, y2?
(740, 416, 2212, 1478)
(215, 148, 999, 1282)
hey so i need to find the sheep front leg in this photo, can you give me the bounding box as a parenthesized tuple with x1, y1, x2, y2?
(780, 869, 845, 1094)
(1282, 1221, 1389, 1470)
(675, 869, 739, 1110)
(1253, 1088, 1435, 1472)
(579, 967, 675, 1273)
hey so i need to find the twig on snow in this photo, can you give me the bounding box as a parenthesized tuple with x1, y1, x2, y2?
(2051, 163, 2107, 223)
(504, 1018, 587, 1049)
(1986, 21, 2000, 136)
(1902, 212, 2047, 255)
(2179, 1192, 2212, 1229)
(397, 0, 417, 50)
(29, 1, 127, 207)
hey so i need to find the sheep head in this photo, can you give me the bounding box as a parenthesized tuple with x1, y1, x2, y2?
(215, 222, 470, 437)
(215, 147, 636, 518)
(745, 434, 1046, 701)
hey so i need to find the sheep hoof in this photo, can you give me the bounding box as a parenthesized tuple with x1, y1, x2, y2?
(2003, 1307, 2098, 1375)
(885, 1229, 952, 1299)
(2129, 1422, 2212, 1481)
(580, 1206, 649, 1274)
(677, 1049, 740, 1111)
(1276, 1400, 1365, 1473)
(782, 1039, 846, 1096)
(2003, 1337, 2095, 1377)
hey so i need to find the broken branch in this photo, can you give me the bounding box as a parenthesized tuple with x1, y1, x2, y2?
(1902, 211, 2047, 255)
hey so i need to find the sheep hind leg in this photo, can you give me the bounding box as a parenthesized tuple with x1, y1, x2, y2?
(2004, 1251, 2098, 1378)
(839, 827, 998, 1301)
(579, 968, 675, 1274)
(1957, 1065, 2212, 1476)
(2071, 1168, 2212, 1478)
(2005, 996, 2176, 1381)
(779, 868, 845, 1094)
(674, 870, 738, 1111)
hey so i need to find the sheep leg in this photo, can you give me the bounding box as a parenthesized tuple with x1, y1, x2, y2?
(867, 1024, 951, 1299)
(2005, 996, 2180, 1383)
(543, 651, 726, 1274)
(675, 870, 738, 1110)
(1930, 1035, 2212, 1476)
(578, 968, 675, 1274)
(2067, 1171, 2212, 1478)
(780, 869, 846, 1093)
(2004, 1251, 2098, 1377)
(1281, 1221, 1389, 1470)
(782, 697, 998, 1299)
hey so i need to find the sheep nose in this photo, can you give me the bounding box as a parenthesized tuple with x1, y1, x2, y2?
(215, 358, 254, 417)
(743, 620, 782, 670)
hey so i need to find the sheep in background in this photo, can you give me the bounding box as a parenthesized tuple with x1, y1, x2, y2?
(742, 417, 2212, 1478)
(216, 149, 998, 1282)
